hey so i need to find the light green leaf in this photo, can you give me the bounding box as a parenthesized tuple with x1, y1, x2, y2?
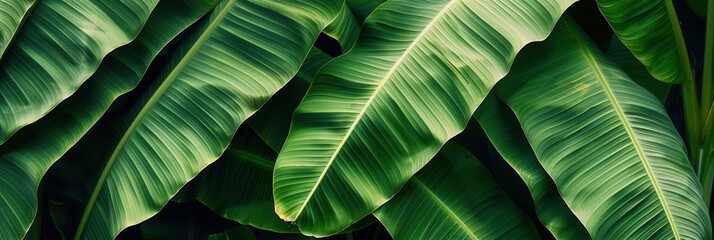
(324, 2, 360, 53)
(44, 1, 340, 239)
(374, 142, 540, 239)
(0, 0, 35, 58)
(0, 0, 216, 238)
(475, 94, 591, 240)
(606, 36, 671, 103)
(273, 0, 576, 236)
(496, 17, 711, 239)
(247, 48, 332, 151)
(597, 0, 692, 84)
(0, 0, 160, 142)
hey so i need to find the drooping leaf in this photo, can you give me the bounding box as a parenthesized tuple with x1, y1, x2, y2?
(0, 0, 216, 238)
(44, 1, 341, 239)
(0, 0, 35, 58)
(273, 0, 576, 236)
(683, 0, 707, 18)
(597, 0, 692, 84)
(247, 48, 332, 151)
(374, 142, 540, 239)
(0, 0, 160, 142)
(606, 35, 671, 102)
(475, 94, 591, 240)
(323, 2, 360, 53)
(496, 17, 711, 239)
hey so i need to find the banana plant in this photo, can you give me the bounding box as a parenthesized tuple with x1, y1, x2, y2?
(1, 0, 713, 239)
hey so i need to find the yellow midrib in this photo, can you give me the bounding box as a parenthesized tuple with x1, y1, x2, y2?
(73, 1, 236, 239)
(286, 0, 459, 221)
(564, 19, 680, 240)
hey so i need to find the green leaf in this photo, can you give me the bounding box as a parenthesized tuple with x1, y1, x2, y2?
(324, 2, 360, 53)
(44, 1, 340, 239)
(176, 127, 300, 234)
(247, 48, 332, 151)
(345, 0, 385, 23)
(597, 0, 692, 84)
(683, 0, 707, 18)
(0, 0, 35, 58)
(496, 17, 711, 239)
(177, 125, 379, 235)
(475, 94, 591, 240)
(0, 0, 216, 238)
(273, 0, 576, 236)
(374, 142, 540, 239)
(606, 36, 671, 103)
(0, 0, 160, 143)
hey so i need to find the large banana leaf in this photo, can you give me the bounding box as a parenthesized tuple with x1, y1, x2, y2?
(247, 48, 332, 151)
(496, 17, 711, 239)
(0, 0, 35, 58)
(0, 0, 159, 143)
(373, 142, 540, 239)
(474, 94, 591, 240)
(0, 0, 217, 238)
(597, 0, 692, 84)
(606, 36, 671, 103)
(273, 0, 576, 236)
(176, 126, 378, 234)
(44, 1, 340, 239)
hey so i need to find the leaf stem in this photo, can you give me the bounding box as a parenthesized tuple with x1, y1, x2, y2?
(700, 0, 714, 207)
(665, 0, 702, 174)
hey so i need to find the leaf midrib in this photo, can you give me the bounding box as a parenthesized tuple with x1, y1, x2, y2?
(73, 1, 237, 239)
(287, 0, 459, 221)
(412, 178, 478, 240)
(564, 19, 680, 239)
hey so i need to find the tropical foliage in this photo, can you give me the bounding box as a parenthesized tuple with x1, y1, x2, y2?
(0, 0, 713, 239)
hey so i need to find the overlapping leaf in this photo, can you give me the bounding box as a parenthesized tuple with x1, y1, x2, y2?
(475, 95, 591, 240)
(597, 0, 692, 84)
(0, 0, 35, 58)
(247, 48, 332, 151)
(496, 17, 711, 239)
(374, 142, 540, 239)
(273, 0, 576, 236)
(44, 1, 340, 239)
(0, 1, 217, 238)
(0, 0, 159, 142)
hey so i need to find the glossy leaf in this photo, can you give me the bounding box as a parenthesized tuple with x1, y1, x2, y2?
(345, 0, 385, 23)
(0, 0, 35, 58)
(0, 0, 159, 142)
(496, 17, 711, 239)
(597, 0, 692, 84)
(606, 36, 671, 102)
(273, 0, 576, 236)
(247, 48, 332, 151)
(0, 0, 216, 238)
(45, 1, 340, 239)
(374, 142, 540, 239)
(324, 2, 360, 52)
(475, 94, 591, 240)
